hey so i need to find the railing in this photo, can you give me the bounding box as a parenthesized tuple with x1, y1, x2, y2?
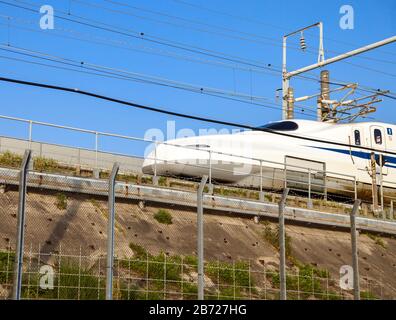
(382, 180, 396, 219)
(0, 114, 360, 207)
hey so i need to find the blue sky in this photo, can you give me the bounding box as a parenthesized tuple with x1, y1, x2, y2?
(0, 0, 394, 157)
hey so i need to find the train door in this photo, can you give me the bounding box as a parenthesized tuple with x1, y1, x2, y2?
(370, 125, 388, 175)
(351, 127, 366, 172)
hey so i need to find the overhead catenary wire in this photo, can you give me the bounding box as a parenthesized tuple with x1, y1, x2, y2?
(2, 3, 395, 102)
(1, 55, 305, 115)
(0, 0, 280, 72)
(169, 0, 396, 76)
(9, 0, 396, 87)
(0, 26, 392, 121)
(0, 23, 392, 128)
(1, 75, 396, 156)
(171, 0, 291, 32)
(58, 0, 396, 76)
(0, 14, 284, 77)
(0, 53, 194, 87)
(2, 0, 395, 114)
(0, 12, 326, 88)
(103, 0, 282, 43)
(1, 44, 270, 101)
(2, 17, 338, 114)
(0, 44, 319, 117)
(101, 0, 396, 66)
(0, 54, 322, 120)
(172, 0, 396, 58)
(74, 0, 285, 48)
(0, 45, 306, 114)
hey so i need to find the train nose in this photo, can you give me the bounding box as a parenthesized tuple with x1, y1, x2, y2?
(141, 154, 155, 175)
(142, 139, 211, 176)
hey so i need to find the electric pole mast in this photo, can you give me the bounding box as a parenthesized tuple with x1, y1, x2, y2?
(282, 23, 396, 121)
(318, 70, 330, 121)
(282, 22, 324, 120)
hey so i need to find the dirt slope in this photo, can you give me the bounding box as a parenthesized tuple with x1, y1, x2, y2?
(1, 189, 396, 299)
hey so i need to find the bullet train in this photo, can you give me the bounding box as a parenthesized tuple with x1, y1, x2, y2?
(142, 119, 396, 200)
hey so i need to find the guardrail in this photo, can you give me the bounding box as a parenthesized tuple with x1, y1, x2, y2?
(0, 166, 395, 235)
(0, 114, 359, 206)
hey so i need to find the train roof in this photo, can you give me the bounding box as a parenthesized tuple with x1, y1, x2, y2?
(257, 119, 395, 132)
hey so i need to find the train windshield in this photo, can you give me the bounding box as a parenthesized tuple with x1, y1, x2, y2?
(258, 121, 299, 131)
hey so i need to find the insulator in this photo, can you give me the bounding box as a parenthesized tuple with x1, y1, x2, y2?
(300, 36, 307, 51)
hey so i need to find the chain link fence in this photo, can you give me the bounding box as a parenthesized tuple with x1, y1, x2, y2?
(0, 247, 390, 300)
(0, 149, 396, 300)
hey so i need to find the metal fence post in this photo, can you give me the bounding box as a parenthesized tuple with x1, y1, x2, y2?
(350, 199, 361, 300)
(153, 141, 158, 186)
(307, 169, 313, 209)
(259, 160, 264, 201)
(208, 151, 213, 194)
(94, 132, 99, 179)
(379, 155, 384, 217)
(106, 162, 119, 300)
(279, 188, 289, 300)
(197, 175, 208, 300)
(323, 170, 328, 201)
(297, 269, 300, 300)
(12, 149, 31, 300)
(77, 148, 81, 168)
(370, 152, 378, 213)
(28, 120, 32, 142)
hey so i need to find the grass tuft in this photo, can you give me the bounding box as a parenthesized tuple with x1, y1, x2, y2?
(34, 156, 60, 172)
(263, 224, 292, 257)
(55, 193, 67, 210)
(364, 233, 387, 249)
(0, 151, 22, 168)
(154, 209, 173, 225)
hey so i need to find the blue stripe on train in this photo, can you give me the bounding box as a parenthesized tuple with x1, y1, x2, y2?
(307, 146, 396, 168)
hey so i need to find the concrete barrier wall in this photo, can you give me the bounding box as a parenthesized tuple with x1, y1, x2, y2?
(0, 136, 144, 173)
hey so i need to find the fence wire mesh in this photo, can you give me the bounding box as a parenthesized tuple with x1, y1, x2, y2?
(0, 248, 390, 300)
(0, 161, 395, 300)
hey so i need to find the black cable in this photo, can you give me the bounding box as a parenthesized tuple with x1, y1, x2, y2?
(0, 46, 317, 117)
(0, 75, 275, 126)
(354, 86, 396, 101)
(1, 75, 396, 156)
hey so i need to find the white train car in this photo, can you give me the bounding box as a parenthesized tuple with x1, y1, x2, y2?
(143, 120, 396, 200)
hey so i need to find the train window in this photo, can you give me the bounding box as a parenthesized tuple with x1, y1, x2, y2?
(259, 121, 299, 131)
(374, 129, 383, 145)
(354, 130, 361, 146)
